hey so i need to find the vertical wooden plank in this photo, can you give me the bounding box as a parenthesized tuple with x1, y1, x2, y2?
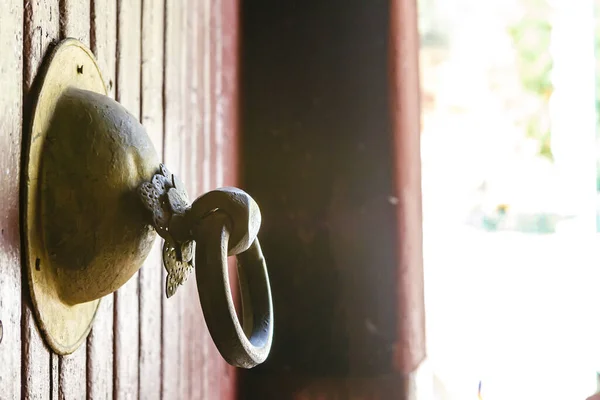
(23, 1, 59, 397)
(162, 1, 185, 398)
(207, 1, 227, 397)
(201, 0, 212, 193)
(200, 0, 213, 397)
(139, 0, 164, 398)
(57, 1, 91, 398)
(91, 0, 117, 99)
(219, 0, 240, 188)
(52, 356, 59, 399)
(181, 3, 196, 398)
(0, 1, 22, 398)
(215, 0, 240, 398)
(87, 1, 117, 398)
(182, 1, 210, 398)
(114, 0, 141, 398)
(184, 1, 240, 398)
(59, 0, 90, 43)
(389, 0, 426, 382)
(211, 0, 223, 189)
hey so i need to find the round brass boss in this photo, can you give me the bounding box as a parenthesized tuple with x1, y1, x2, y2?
(24, 39, 158, 355)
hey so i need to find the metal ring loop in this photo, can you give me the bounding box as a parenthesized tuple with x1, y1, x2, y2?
(194, 210, 273, 368)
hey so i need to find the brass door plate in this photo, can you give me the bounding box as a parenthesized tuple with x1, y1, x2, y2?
(23, 39, 158, 355)
(24, 39, 106, 354)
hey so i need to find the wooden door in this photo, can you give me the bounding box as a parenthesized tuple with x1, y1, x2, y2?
(0, 1, 239, 398)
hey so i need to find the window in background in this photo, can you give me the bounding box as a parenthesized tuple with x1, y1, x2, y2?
(419, 0, 600, 399)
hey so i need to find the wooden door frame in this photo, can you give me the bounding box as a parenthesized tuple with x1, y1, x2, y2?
(238, 0, 425, 398)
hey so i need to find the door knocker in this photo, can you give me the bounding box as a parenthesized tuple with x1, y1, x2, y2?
(22, 38, 273, 368)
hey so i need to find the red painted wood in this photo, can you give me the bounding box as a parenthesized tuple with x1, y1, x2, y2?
(389, 0, 426, 375)
(206, 1, 242, 397)
(220, 0, 240, 189)
(180, 1, 240, 398)
(2, 1, 240, 397)
(217, 0, 240, 398)
(182, 0, 208, 398)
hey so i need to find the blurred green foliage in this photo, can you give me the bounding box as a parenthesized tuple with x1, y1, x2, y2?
(508, 0, 554, 160)
(510, 1, 600, 197)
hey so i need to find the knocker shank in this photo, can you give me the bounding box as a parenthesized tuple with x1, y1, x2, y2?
(139, 164, 194, 297)
(138, 164, 273, 367)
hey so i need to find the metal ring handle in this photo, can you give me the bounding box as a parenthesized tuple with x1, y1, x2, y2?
(193, 210, 273, 368)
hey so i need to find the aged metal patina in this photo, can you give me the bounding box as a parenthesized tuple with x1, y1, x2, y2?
(138, 170, 273, 367)
(139, 164, 195, 298)
(23, 38, 273, 368)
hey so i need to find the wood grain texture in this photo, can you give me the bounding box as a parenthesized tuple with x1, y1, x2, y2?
(114, 0, 142, 398)
(59, 350, 86, 399)
(161, 1, 185, 398)
(22, 0, 59, 397)
(6, 0, 241, 397)
(201, 0, 212, 193)
(0, 1, 23, 398)
(219, 0, 240, 189)
(59, 0, 90, 43)
(91, 0, 117, 98)
(201, 1, 213, 395)
(58, 2, 91, 398)
(217, 3, 241, 394)
(214, 0, 240, 398)
(178, 3, 240, 398)
(206, 2, 226, 397)
(88, 0, 117, 398)
(52, 356, 59, 399)
(181, 1, 208, 398)
(138, 0, 164, 398)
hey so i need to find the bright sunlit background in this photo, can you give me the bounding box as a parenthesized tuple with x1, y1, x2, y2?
(418, 0, 600, 398)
